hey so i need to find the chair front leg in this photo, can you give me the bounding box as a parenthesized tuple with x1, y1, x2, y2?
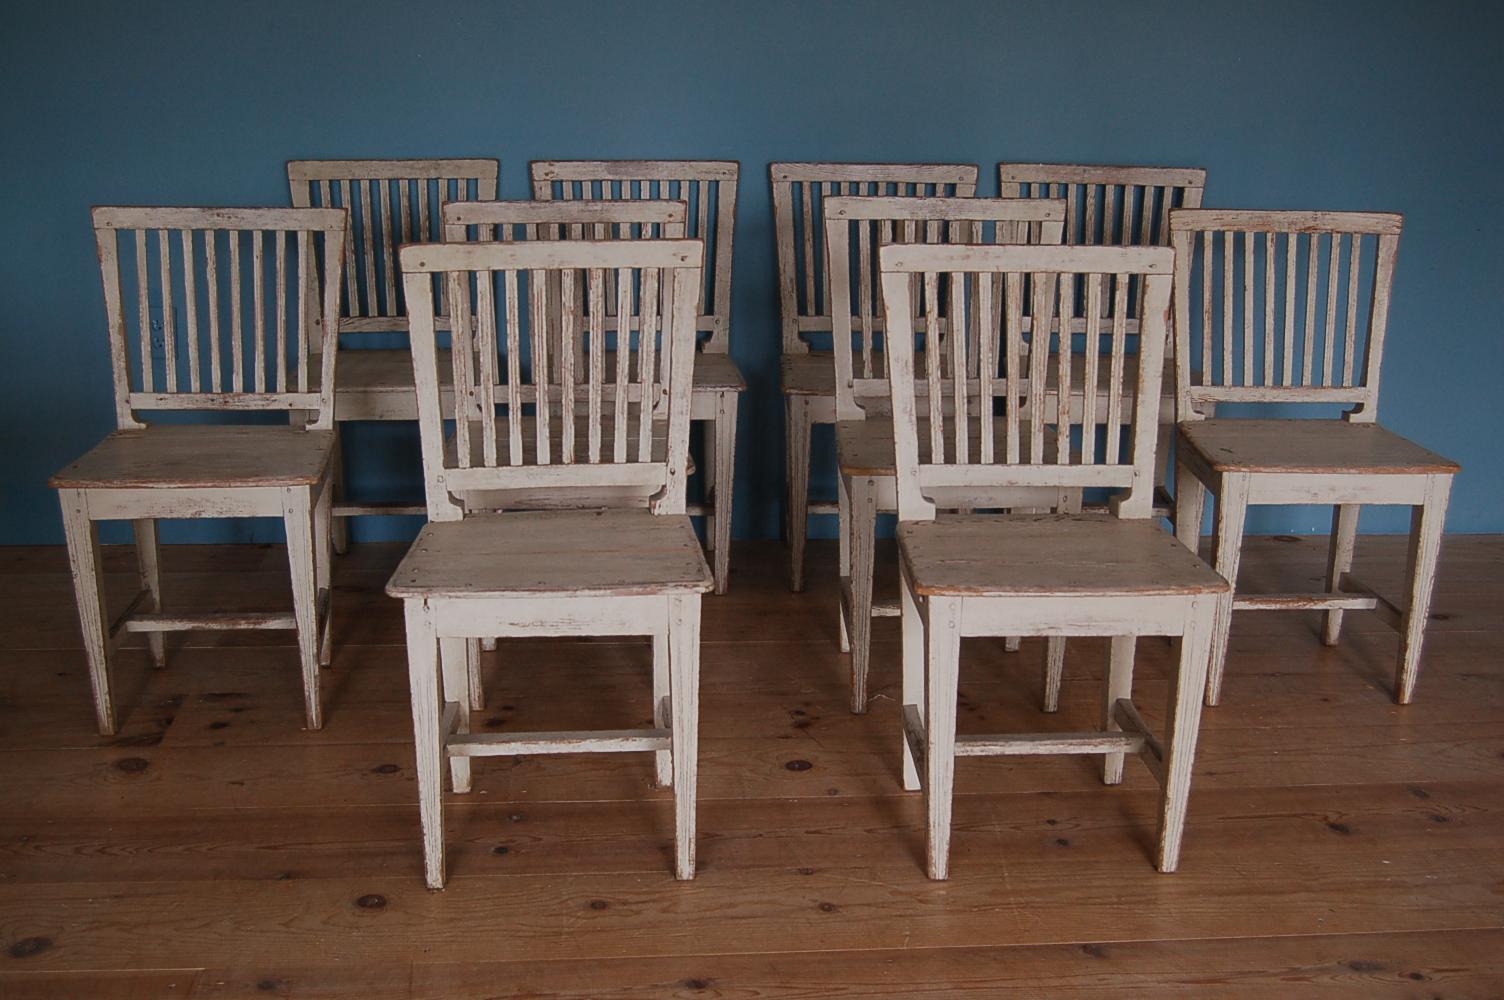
(785, 395, 812, 592)
(1174, 462, 1207, 556)
(836, 469, 852, 654)
(847, 476, 878, 714)
(924, 596, 962, 880)
(1205, 474, 1248, 707)
(403, 600, 446, 890)
(668, 593, 702, 880)
(282, 486, 323, 730)
(60, 490, 116, 736)
(1322, 504, 1361, 646)
(133, 518, 166, 668)
(899, 559, 924, 792)
(439, 637, 473, 794)
(1157, 595, 1215, 872)
(1397, 475, 1453, 705)
(1102, 635, 1136, 784)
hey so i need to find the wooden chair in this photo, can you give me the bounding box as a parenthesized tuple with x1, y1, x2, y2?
(826, 195, 1069, 713)
(530, 161, 743, 594)
(1169, 209, 1460, 706)
(772, 163, 979, 591)
(439, 197, 688, 707)
(880, 241, 1228, 879)
(52, 206, 347, 733)
(388, 237, 712, 887)
(288, 158, 500, 550)
(999, 163, 1207, 516)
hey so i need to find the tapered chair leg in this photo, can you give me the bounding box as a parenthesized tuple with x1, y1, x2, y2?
(709, 392, 738, 595)
(1157, 596, 1214, 872)
(1396, 475, 1453, 704)
(668, 594, 702, 879)
(1322, 504, 1361, 645)
(60, 490, 115, 736)
(652, 623, 672, 788)
(134, 518, 166, 668)
(924, 596, 962, 880)
(282, 486, 323, 730)
(313, 483, 334, 667)
(846, 476, 878, 714)
(1205, 474, 1248, 707)
(438, 638, 473, 793)
(899, 560, 924, 792)
(835, 470, 852, 654)
(1042, 637, 1067, 712)
(1102, 636, 1136, 784)
(785, 395, 811, 592)
(403, 601, 446, 890)
(330, 429, 350, 555)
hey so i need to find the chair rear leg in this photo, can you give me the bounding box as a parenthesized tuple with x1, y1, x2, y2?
(60, 490, 116, 736)
(439, 637, 473, 793)
(133, 518, 166, 668)
(786, 395, 811, 592)
(924, 597, 962, 880)
(282, 486, 323, 730)
(668, 594, 702, 879)
(1206, 475, 1248, 707)
(847, 477, 878, 714)
(1102, 636, 1136, 784)
(1322, 504, 1361, 646)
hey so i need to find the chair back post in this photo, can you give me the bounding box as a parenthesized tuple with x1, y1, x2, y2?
(770, 163, 979, 357)
(1168, 208, 1404, 424)
(823, 195, 1067, 420)
(91, 206, 348, 431)
(879, 243, 1174, 523)
(399, 239, 705, 522)
(530, 161, 738, 354)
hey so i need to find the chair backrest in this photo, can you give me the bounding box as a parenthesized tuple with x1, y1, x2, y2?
(771, 163, 979, 354)
(441, 199, 687, 243)
(530, 160, 737, 353)
(91, 206, 347, 430)
(400, 239, 704, 520)
(997, 163, 1206, 248)
(880, 243, 1174, 522)
(823, 195, 1067, 418)
(288, 158, 499, 332)
(1169, 209, 1402, 423)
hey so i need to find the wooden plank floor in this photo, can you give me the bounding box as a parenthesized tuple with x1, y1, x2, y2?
(0, 535, 1501, 998)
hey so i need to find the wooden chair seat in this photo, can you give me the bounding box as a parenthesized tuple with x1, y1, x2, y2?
(898, 513, 1228, 598)
(387, 510, 713, 598)
(51, 425, 336, 490)
(781, 351, 836, 396)
(1178, 419, 1460, 475)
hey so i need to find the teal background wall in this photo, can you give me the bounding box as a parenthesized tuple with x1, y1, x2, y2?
(2, 0, 1500, 545)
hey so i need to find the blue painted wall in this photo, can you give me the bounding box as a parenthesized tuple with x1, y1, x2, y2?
(2, 0, 1500, 545)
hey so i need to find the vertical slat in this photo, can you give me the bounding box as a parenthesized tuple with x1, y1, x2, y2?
(1241, 231, 1254, 387)
(1344, 233, 1362, 386)
(316, 180, 331, 211)
(296, 230, 311, 393)
(588, 268, 605, 462)
(696, 181, 710, 318)
(416, 179, 431, 242)
(1199, 230, 1212, 386)
(135, 230, 153, 393)
(1102, 185, 1118, 246)
(1055, 272, 1074, 464)
(799, 183, 816, 316)
(1083, 184, 1098, 246)
(229, 232, 243, 392)
(205, 232, 221, 392)
(1302, 232, 1320, 385)
(446, 270, 473, 467)
(976, 270, 995, 464)
(1105, 275, 1128, 463)
(1221, 230, 1233, 386)
(338, 181, 357, 314)
(857, 218, 873, 379)
(504, 270, 523, 466)
(474, 269, 499, 467)
(275, 230, 287, 392)
(180, 230, 200, 392)
(359, 180, 377, 318)
(924, 271, 944, 463)
(638, 267, 660, 462)
(1149, 187, 1168, 246)
(379, 180, 396, 315)
(949, 271, 968, 465)
(1121, 186, 1138, 246)
(1065, 185, 1080, 244)
(1082, 274, 1102, 464)
(252, 230, 266, 392)
(820, 183, 834, 318)
(1323, 230, 1341, 386)
(1262, 232, 1275, 385)
(529, 269, 552, 464)
(157, 230, 177, 392)
(1282, 231, 1297, 385)
(399, 179, 412, 247)
(1004, 272, 1023, 463)
(613, 267, 631, 463)
(560, 266, 577, 463)
(1028, 271, 1052, 464)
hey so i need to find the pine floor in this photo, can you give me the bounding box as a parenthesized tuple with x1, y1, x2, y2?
(0, 535, 1501, 998)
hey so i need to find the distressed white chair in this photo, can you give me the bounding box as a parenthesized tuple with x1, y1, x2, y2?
(52, 206, 347, 733)
(881, 241, 1228, 879)
(288, 158, 500, 550)
(388, 238, 711, 887)
(772, 163, 979, 591)
(826, 195, 1069, 713)
(440, 197, 689, 707)
(531, 161, 742, 594)
(1169, 209, 1460, 706)
(999, 163, 1207, 516)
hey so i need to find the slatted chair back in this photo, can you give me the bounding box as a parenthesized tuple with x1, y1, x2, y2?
(530, 161, 737, 354)
(998, 163, 1206, 249)
(824, 195, 1067, 419)
(880, 244, 1175, 521)
(288, 159, 499, 334)
(400, 239, 705, 521)
(1169, 209, 1402, 424)
(91, 206, 348, 431)
(771, 163, 979, 355)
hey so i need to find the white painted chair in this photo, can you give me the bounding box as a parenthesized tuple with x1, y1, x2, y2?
(52, 206, 347, 733)
(1169, 209, 1460, 706)
(530, 161, 743, 594)
(288, 159, 500, 550)
(880, 242, 1228, 879)
(388, 238, 711, 887)
(826, 195, 1070, 713)
(999, 163, 1207, 517)
(771, 163, 979, 591)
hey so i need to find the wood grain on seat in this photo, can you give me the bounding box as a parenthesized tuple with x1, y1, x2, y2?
(50, 426, 335, 489)
(1179, 419, 1460, 475)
